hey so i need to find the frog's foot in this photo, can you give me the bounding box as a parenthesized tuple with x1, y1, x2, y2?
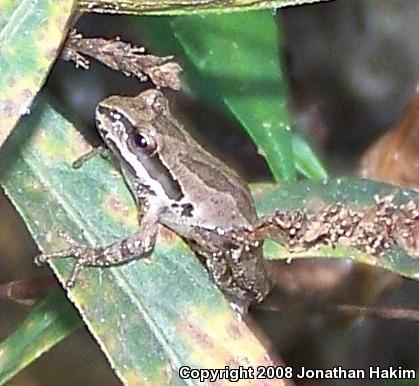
(34, 230, 80, 266)
(229, 300, 250, 321)
(34, 239, 103, 288)
(35, 229, 157, 288)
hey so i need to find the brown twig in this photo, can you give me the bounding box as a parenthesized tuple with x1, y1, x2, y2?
(61, 29, 182, 90)
(258, 296, 419, 323)
(332, 304, 419, 323)
(0, 275, 58, 305)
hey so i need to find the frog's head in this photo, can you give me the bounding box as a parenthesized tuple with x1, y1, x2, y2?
(95, 90, 183, 202)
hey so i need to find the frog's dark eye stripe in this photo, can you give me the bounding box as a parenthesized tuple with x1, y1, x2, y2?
(96, 105, 183, 201)
(137, 151, 183, 201)
(109, 110, 122, 122)
(97, 106, 136, 135)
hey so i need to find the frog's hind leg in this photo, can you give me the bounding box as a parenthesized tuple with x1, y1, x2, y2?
(35, 208, 160, 288)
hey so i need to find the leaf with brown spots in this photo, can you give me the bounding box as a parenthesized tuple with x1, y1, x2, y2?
(1, 100, 418, 384)
(0, 0, 75, 148)
(254, 179, 419, 279)
(0, 100, 291, 385)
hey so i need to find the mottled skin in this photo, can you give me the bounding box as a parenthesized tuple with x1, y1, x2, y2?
(37, 89, 270, 308)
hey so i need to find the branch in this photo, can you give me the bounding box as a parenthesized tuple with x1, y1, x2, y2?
(62, 30, 182, 90)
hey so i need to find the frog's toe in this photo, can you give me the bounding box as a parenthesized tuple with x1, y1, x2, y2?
(34, 253, 49, 266)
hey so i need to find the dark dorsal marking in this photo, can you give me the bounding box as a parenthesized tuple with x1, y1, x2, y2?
(181, 203, 194, 217)
(140, 152, 184, 201)
(180, 154, 255, 223)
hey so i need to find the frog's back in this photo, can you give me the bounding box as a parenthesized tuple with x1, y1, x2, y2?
(156, 119, 257, 232)
(127, 90, 257, 232)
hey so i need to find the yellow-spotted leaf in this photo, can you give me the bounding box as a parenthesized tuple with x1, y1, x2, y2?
(0, 99, 290, 385)
(0, 0, 75, 147)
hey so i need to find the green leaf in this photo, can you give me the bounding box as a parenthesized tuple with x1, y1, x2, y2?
(1, 100, 417, 382)
(0, 0, 75, 147)
(0, 290, 81, 385)
(251, 178, 419, 281)
(78, 0, 331, 15)
(292, 131, 327, 180)
(137, 13, 327, 182)
(172, 12, 296, 182)
(0, 100, 285, 385)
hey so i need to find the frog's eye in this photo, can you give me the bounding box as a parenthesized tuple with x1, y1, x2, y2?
(134, 133, 148, 148)
(129, 132, 157, 156)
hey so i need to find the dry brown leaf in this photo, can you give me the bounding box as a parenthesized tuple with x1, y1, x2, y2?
(359, 87, 419, 188)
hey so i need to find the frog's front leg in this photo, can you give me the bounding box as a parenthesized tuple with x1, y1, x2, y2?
(35, 208, 160, 288)
(72, 146, 112, 168)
